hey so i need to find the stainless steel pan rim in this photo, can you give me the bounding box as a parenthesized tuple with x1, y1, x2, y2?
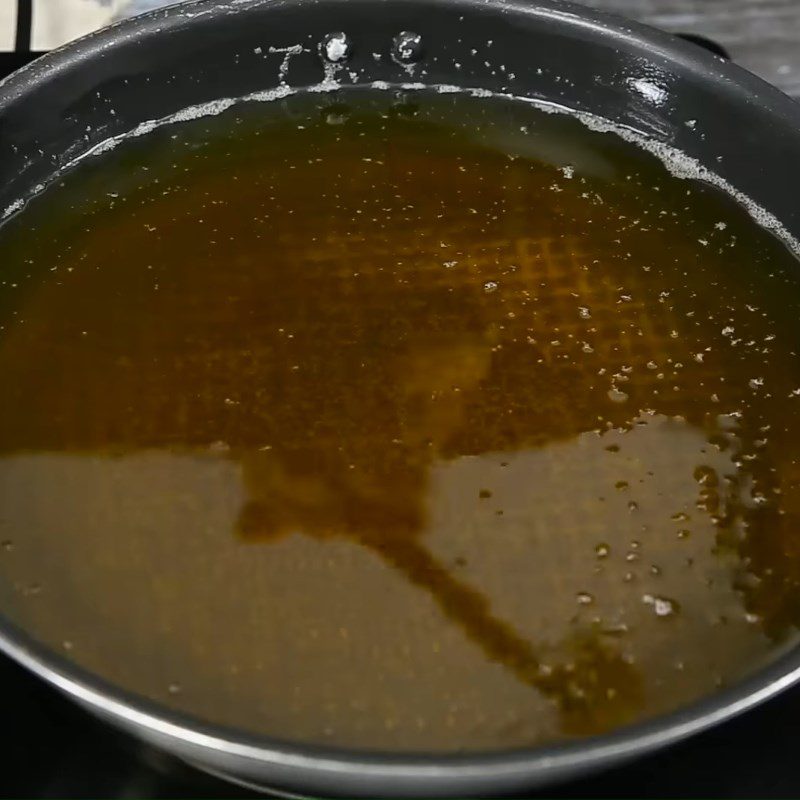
(4, 616, 800, 793)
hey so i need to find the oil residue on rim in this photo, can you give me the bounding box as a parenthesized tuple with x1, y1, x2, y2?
(1, 88, 800, 751)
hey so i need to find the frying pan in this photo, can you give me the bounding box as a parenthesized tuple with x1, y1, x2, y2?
(2, 0, 800, 795)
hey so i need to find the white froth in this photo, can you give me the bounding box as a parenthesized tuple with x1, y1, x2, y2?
(323, 34, 348, 64)
(627, 77, 668, 107)
(309, 66, 342, 93)
(53, 87, 292, 175)
(2, 198, 23, 218)
(268, 44, 306, 85)
(2, 80, 798, 259)
(537, 100, 798, 253)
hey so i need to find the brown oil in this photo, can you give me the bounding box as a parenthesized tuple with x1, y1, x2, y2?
(1, 89, 800, 750)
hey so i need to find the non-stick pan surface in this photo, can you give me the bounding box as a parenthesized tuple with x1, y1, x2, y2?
(2, 0, 800, 795)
